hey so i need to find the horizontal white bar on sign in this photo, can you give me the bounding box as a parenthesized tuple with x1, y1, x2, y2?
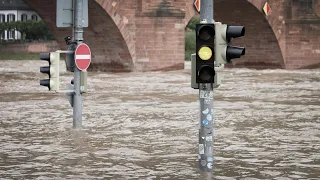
(76, 55, 91, 59)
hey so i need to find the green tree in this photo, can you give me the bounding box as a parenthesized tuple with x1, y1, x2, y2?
(185, 17, 199, 60)
(186, 17, 200, 30)
(185, 30, 196, 60)
(0, 20, 54, 42)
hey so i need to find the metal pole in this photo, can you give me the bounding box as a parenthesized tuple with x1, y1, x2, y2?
(200, 0, 214, 23)
(198, 0, 214, 176)
(73, 0, 84, 128)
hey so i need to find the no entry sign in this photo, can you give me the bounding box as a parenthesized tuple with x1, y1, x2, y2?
(75, 43, 91, 71)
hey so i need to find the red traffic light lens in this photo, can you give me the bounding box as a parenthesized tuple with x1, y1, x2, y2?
(198, 25, 215, 40)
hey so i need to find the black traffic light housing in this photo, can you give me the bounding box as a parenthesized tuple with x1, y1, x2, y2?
(196, 24, 215, 83)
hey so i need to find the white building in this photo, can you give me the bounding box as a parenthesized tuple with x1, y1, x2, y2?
(0, 0, 41, 40)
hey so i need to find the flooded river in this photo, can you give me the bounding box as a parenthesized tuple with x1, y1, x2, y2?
(0, 60, 319, 179)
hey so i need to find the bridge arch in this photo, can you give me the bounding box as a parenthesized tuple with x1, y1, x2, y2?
(25, 0, 134, 72)
(185, 0, 285, 68)
(25, 0, 289, 71)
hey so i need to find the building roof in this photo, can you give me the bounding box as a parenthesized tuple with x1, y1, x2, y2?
(0, 0, 33, 11)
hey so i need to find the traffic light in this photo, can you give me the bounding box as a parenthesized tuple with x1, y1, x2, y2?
(196, 23, 215, 83)
(215, 22, 245, 65)
(39, 52, 60, 91)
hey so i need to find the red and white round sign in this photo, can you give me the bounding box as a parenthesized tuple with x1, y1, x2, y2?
(75, 43, 91, 71)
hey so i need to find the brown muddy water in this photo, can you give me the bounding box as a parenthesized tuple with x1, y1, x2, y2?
(0, 60, 319, 180)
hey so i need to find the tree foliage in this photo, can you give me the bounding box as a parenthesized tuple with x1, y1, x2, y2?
(186, 17, 200, 30)
(185, 30, 196, 60)
(0, 20, 54, 41)
(185, 17, 199, 60)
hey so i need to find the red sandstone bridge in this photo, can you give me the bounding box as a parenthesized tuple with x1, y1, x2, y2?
(25, 0, 320, 72)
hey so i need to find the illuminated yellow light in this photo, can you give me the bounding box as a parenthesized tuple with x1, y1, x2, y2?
(198, 46, 212, 60)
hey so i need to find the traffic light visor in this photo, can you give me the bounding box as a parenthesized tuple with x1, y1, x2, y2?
(40, 53, 50, 61)
(227, 46, 245, 60)
(227, 26, 245, 38)
(40, 79, 51, 90)
(198, 46, 213, 60)
(198, 25, 215, 40)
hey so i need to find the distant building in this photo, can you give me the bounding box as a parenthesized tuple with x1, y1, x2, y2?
(0, 0, 41, 40)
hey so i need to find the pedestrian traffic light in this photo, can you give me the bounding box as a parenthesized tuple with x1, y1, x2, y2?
(215, 22, 245, 65)
(39, 52, 60, 91)
(196, 23, 215, 83)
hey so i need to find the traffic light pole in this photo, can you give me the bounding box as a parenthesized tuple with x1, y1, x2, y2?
(73, 0, 84, 129)
(200, 0, 214, 23)
(198, 0, 214, 175)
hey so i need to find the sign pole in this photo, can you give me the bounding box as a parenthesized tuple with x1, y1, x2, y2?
(73, 0, 84, 129)
(198, 0, 214, 176)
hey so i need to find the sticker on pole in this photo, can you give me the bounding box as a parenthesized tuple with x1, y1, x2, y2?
(75, 43, 91, 71)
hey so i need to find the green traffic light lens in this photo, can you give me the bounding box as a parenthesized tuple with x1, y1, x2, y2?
(198, 46, 213, 60)
(198, 25, 215, 40)
(199, 66, 215, 82)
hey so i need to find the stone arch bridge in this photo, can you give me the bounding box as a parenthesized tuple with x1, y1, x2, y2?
(25, 0, 320, 71)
